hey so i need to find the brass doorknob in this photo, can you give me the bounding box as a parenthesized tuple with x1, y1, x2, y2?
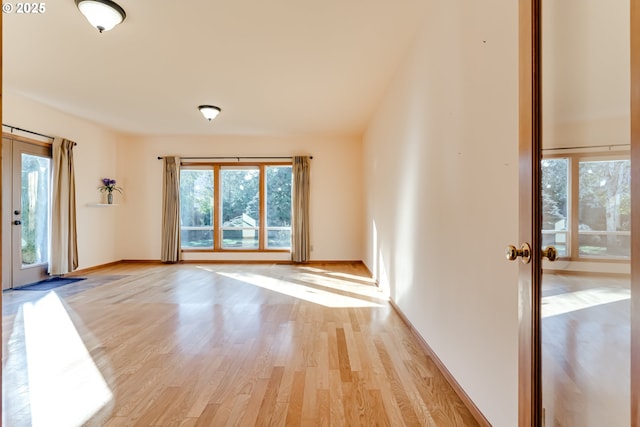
(506, 243, 532, 264)
(542, 246, 557, 261)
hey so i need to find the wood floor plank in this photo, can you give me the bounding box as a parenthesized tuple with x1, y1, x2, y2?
(185, 368, 226, 418)
(101, 416, 129, 427)
(342, 371, 371, 426)
(343, 322, 362, 372)
(353, 326, 383, 390)
(254, 366, 284, 427)
(376, 374, 413, 427)
(178, 418, 198, 427)
(317, 330, 330, 390)
(2, 262, 481, 426)
(193, 403, 221, 427)
(225, 393, 252, 427)
(367, 389, 392, 427)
(374, 336, 421, 426)
(134, 385, 187, 426)
(207, 397, 235, 426)
(329, 369, 347, 426)
(327, 322, 340, 371)
(275, 361, 296, 406)
(239, 377, 272, 426)
(341, 379, 357, 426)
(284, 370, 306, 426)
(301, 366, 319, 424)
(336, 327, 353, 383)
(316, 388, 331, 427)
(269, 400, 289, 427)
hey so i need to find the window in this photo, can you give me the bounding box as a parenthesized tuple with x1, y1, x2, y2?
(542, 158, 569, 257)
(541, 154, 630, 260)
(221, 167, 260, 249)
(180, 169, 214, 249)
(578, 159, 630, 258)
(266, 166, 292, 249)
(179, 163, 292, 251)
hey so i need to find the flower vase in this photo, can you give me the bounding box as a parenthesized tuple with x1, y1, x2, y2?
(107, 193, 113, 204)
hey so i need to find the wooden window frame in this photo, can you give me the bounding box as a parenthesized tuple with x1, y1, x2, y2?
(542, 151, 631, 262)
(180, 161, 292, 253)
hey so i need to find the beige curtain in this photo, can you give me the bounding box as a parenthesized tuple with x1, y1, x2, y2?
(50, 138, 78, 275)
(161, 156, 181, 263)
(291, 156, 310, 263)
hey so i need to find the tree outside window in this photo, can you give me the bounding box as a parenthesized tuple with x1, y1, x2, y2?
(179, 163, 292, 251)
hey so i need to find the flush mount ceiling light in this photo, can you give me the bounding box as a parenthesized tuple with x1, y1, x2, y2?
(75, 0, 126, 33)
(198, 105, 222, 122)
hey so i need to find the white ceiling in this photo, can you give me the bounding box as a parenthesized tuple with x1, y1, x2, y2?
(4, 1, 428, 137)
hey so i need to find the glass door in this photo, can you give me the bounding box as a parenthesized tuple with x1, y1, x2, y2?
(540, 0, 631, 425)
(9, 139, 52, 288)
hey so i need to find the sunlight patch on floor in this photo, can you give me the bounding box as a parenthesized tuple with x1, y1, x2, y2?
(297, 266, 377, 284)
(292, 272, 386, 301)
(218, 271, 383, 308)
(541, 287, 630, 318)
(23, 292, 113, 427)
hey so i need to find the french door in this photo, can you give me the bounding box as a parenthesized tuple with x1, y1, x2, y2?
(2, 137, 52, 289)
(518, 0, 640, 425)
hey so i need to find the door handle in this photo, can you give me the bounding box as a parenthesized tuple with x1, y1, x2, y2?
(506, 243, 532, 264)
(13, 220, 21, 225)
(506, 243, 558, 264)
(542, 246, 558, 261)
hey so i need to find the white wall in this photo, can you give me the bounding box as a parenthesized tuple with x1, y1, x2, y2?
(3, 91, 124, 271)
(542, 0, 629, 149)
(541, 0, 631, 275)
(362, 2, 519, 426)
(4, 91, 363, 267)
(4, 92, 364, 266)
(116, 134, 363, 262)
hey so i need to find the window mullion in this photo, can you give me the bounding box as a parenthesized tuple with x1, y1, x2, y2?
(214, 165, 221, 251)
(570, 157, 579, 259)
(259, 164, 266, 250)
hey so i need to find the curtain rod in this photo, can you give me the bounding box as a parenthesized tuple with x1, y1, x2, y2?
(2, 124, 78, 146)
(3, 124, 54, 140)
(157, 156, 313, 160)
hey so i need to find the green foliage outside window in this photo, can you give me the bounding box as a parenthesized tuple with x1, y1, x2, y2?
(541, 156, 630, 258)
(179, 165, 292, 250)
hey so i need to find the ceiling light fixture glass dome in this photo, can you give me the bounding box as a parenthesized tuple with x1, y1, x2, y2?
(198, 105, 222, 121)
(75, 0, 126, 33)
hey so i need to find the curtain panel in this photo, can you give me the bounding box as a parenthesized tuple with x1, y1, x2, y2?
(291, 156, 310, 263)
(161, 156, 181, 263)
(50, 138, 78, 275)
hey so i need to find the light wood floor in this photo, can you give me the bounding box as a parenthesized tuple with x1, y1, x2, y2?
(542, 272, 630, 427)
(2, 262, 478, 426)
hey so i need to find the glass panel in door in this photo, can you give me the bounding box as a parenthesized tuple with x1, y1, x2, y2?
(20, 153, 51, 265)
(541, 0, 630, 425)
(11, 142, 51, 287)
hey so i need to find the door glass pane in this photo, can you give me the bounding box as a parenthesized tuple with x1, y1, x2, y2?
(541, 0, 630, 425)
(542, 159, 569, 257)
(266, 166, 292, 249)
(21, 153, 50, 266)
(578, 159, 630, 258)
(180, 169, 214, 249)
(221, 167, 259, 249)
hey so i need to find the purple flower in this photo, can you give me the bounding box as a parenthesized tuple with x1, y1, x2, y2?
(98, 177, 123, 194)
